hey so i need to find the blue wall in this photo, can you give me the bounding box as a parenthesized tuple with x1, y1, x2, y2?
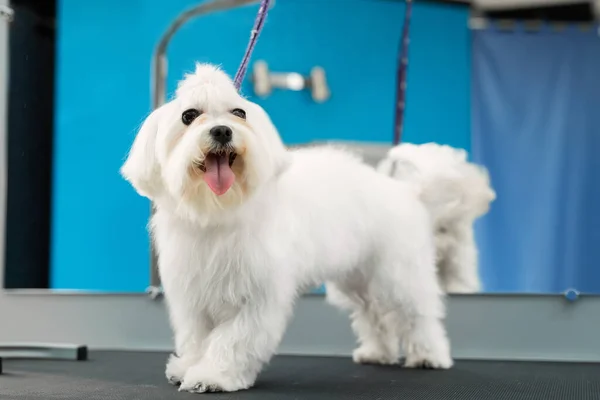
(51, 0, 471, 291)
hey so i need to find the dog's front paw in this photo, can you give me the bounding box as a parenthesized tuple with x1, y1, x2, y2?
(179, 381, 223, 394)
(179, 364, 254, 393)
(352, 345, 399, 365)
(165, 353, 196, 386)
(404, 350, 453, 370)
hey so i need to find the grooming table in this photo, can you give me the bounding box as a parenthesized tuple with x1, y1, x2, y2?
(1, 351, 599, 399)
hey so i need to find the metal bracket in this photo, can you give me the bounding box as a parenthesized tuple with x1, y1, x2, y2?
(563, 288, 580, 303)
(251, 60, 331, 103)
(0, 343, 87, 374)
(0, 5, 14, 22)
(0, 343, 88, 360)
(146, 285, 164, 300)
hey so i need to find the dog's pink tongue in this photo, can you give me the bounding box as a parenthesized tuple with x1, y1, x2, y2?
(203, 153, 235, 196)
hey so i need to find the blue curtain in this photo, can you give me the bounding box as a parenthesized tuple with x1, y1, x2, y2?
(472, 23, 600, 293)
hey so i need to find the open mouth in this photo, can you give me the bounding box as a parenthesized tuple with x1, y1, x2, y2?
(195, 151, 237, 172)
(195, 150, 238, 196)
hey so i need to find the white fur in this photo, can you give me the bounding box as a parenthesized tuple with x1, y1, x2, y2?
(121, 64, 452, 393)
(377, 143, 496, 294)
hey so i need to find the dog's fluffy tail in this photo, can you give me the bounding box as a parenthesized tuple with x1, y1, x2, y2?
(421, 164, 496, 223)
(377, 143, 496, 223)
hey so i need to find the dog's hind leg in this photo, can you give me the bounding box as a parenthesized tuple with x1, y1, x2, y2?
(327, 282, 400, 365)
(350, 303, 401, 365)
(393, 282, 452, 369)
(377, 253, 453, 369)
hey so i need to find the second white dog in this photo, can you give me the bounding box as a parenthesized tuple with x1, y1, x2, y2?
(121, 64, 452, 393)
(377, 143, 496, 293)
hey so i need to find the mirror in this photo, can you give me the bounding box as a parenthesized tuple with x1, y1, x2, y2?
(468, 16, 600, 294)
(3, 0, 598, 296)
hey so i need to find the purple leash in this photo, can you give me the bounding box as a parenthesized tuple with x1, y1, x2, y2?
(233, 0, 410, 145)
(393, 0, 413, 145)
(233, 0, 272, 90)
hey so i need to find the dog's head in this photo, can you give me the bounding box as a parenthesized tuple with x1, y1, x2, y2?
(121, 64, 289, 223)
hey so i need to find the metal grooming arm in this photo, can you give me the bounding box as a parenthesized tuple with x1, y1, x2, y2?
(147, 0, 268, 299)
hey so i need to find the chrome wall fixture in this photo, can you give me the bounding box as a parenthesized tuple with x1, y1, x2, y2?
(251, 60, 331, 103)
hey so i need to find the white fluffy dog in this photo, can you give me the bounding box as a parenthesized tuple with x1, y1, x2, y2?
(377, 143, 496, 294)
(121, 64, 452, 393)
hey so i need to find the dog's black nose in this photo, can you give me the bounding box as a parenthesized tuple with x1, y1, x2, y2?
(210, 125, 232, 145)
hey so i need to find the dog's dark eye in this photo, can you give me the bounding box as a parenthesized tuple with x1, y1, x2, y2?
(182, 109, 202, 125)
(231, 108, 246, 120)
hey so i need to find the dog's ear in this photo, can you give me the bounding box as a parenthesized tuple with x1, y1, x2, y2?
(245, 101, 292, 178)
(121, 103, 172, 199)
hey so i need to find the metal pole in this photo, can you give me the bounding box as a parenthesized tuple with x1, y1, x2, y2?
(147, 0, 263, 299)
(0, 0, 11, 292)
